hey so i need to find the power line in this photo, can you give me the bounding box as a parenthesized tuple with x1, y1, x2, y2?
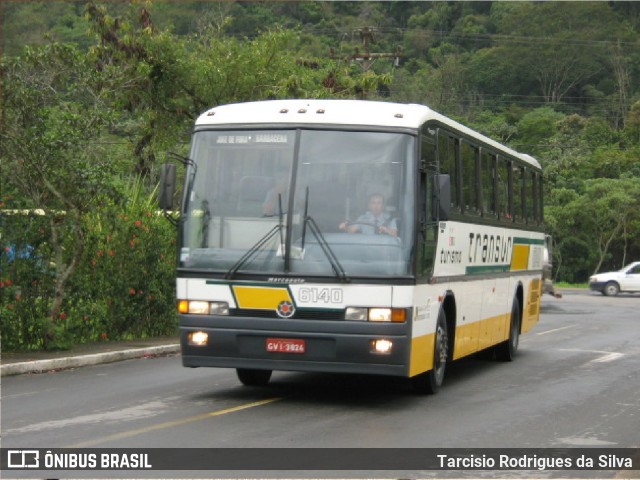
(305, 26, 639, 49)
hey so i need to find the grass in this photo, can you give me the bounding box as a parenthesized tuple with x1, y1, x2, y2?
(555, 282, 588, 289)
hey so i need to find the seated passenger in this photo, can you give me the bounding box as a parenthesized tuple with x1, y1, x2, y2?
(339, 193, 398, 237)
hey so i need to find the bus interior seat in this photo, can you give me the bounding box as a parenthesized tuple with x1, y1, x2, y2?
(237, 175, 274, 215)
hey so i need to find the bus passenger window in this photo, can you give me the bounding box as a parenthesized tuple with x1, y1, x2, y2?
(537, 173, 544, 223)
(513, 165, 525, 223)
(461, 142, 479, 214)
(525, 169, 535, 223)
(481, 152, 497, 216)
(419, 130, 438, 276)
(497, 157, 510, 220)
(529, 171, 540, 223)
(438, 132, 459, 211)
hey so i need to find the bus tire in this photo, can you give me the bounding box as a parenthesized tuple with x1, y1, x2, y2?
(236, 368, 272, 386)
(496, 299, 520, 362)
(411, 308, 448, 394)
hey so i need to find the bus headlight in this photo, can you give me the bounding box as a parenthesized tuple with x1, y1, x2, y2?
(186, 301, 210, 314)
(369, 308, 392, 322)
(345, 307, 406, 322)
(345, 307, 368, 321)
(209, 302, 230, 315)
(178, 300, 229, 315)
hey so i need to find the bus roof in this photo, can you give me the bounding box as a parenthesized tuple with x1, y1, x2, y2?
(196, 100, 540, 169)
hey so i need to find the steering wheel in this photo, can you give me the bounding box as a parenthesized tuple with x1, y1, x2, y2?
(343, 220, 395, 235)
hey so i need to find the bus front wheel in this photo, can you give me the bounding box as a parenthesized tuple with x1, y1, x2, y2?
(236, 368, 272, 386)
(411, 309, 448, 394)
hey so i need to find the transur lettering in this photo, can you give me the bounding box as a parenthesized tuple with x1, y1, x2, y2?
(468, 233, 513, 265)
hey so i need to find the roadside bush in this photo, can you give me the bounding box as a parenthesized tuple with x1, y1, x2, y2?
(67, 179, 178, 344)
(1, 210, 56, 350)
(0, 180, 178, 351)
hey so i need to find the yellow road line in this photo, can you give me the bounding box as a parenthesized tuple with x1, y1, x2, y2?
(68, 397, 282, 448)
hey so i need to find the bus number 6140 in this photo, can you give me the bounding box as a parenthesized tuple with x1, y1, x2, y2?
(298, 287, 343, 304)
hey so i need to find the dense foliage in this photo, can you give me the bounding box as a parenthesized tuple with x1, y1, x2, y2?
(1, 1, 639, 349)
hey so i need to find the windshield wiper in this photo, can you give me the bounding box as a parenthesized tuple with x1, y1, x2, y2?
(301, 187, 350, 283)
(225, 194, 285, 279)
(224, 224, 283, 279)
(305, 216, 350, 283)
(201, 200, 211, 248)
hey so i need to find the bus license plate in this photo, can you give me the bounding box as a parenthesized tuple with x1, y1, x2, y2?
(266, 338, 306, 354)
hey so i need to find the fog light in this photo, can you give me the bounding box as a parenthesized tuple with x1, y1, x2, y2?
(371, 339, 393, 354)
(188, 331, 209, 346)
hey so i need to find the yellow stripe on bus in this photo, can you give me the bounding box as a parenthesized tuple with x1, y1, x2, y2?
(410, 299, 542, 374)
(452, 313, 511, 360)
(409, 333, 435, 376)
(233, 286, 292, 310)
(510, 244, 530, 271)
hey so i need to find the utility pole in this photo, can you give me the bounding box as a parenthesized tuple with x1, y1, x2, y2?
(330, 26, 403, 72)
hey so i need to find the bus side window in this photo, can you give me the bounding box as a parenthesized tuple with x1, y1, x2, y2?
(536, 171, 544, 224)
(525, 169, 535, 223)
(461, 141, 479, 215)
(438, 131, 459, 212)
(481, 151, 497, 217)
(419, 130, 437, 276)
(496, 156, 510, 220)
(512, 165, 524, 223)
(537, 172, 544, 223)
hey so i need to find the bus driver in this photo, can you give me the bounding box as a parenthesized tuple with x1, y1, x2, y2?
(339, 193, 398, 237)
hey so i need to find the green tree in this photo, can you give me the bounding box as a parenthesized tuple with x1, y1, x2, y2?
(490, 2, 635, 104)
(84, 2, 392, 176)
(625, 100, 640, 145)
(1, 1, 91, 56)
(1, 43, 119, 345)
(580, 178, 640, 274)
(513, 107, 565, 156)
(546, 178, 640, 280)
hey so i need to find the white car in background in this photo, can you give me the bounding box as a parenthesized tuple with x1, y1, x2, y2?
(589, 261, 640, 296)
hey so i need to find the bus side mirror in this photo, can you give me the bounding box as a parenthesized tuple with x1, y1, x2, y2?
(432, 174, 451, 221)
(159, 163, 176, 211)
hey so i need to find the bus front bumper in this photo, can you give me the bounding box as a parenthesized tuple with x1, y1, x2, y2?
(179, 314, 411, 377)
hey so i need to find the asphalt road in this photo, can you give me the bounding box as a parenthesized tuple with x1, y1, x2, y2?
(2, 289, 639, 478)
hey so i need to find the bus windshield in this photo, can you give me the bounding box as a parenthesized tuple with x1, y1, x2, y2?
(180, 129, 416, 278)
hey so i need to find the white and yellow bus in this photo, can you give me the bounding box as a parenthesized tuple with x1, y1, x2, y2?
(160, 99, 545, 393)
